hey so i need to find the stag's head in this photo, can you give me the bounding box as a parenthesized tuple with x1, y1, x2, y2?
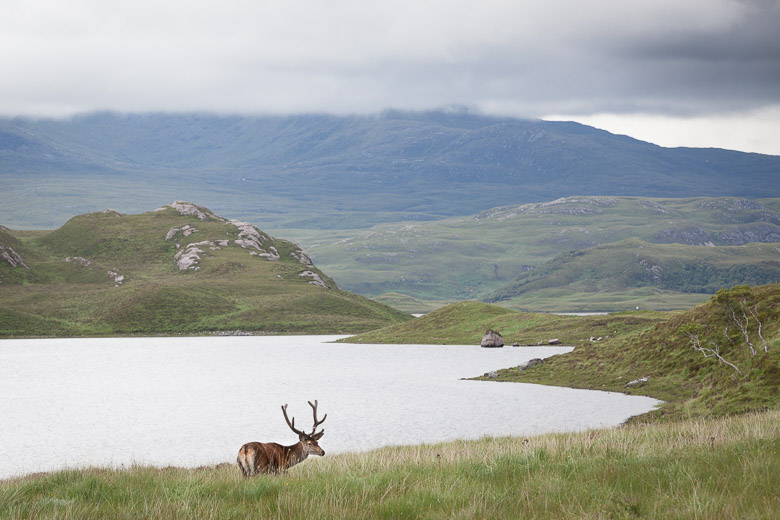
(282, 400, 327, 456)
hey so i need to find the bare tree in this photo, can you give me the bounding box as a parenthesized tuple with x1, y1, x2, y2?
(678, 323, 740, 373)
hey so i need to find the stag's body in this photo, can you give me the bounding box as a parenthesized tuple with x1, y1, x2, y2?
(237, 441, 316, 476)
(238, 400, 326, 477)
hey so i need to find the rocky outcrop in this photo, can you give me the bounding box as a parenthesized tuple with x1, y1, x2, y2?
(640, 200, 668, 214)
(0, 246, 29, 269)
(290, 249, 314, 267)
(164, 201, 225, 222)
(298, 270, 329, 288)
(165, 224, 197, 241)
(65, 256, 93, 267)
(517, 358, 543, 371)
(162, 203, 327, 272)
(230, 220, 281, 260)
(717, 224, 780, 245)
(174, 241, 213, 270)
(625, 376, 649, 388)
(481, 330, 504, 348)
(107, 269, 124, 285)
(654, 226, 712, 246)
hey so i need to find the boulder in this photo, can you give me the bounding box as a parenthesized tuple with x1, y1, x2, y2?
(625, 376, 649, 388)
(548, 338, 561, 345)
(481, 330, 504, 348)
(518, 358, 544, 371)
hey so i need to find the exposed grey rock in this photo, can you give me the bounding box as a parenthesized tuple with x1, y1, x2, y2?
(167, 201, 224, 222)
(640, 200, 667, 214)
(547, 338, 561, 345)
(481, 330, 504, 348)
(484, 371, 499, 379)
(290, 249, 314, 266)
(174, 241, 214, 270)
(212, 330, 254, 336)
(298, 270, 330, 288)
(107, 269, 124, 285)
(654, 226, 711, 245)
(165, 224, 197, 241)
(231, 220, 281, 260)
(472, 196, 617, 221)
(717, 224, 780, 245)
(518, 358, 543, 371)
(698, 198, 765, 212)
(625, 376, 649, 388)
(65, 256, 93, 267)
(0, 246, 29, 269)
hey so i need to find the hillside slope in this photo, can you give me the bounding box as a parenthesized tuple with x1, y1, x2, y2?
(344, 285, 780, 421)
(496, 284, 780, 420)
(294, 196, 780, 310)
(2, 111, 779, 229)
(484, 238, 780, 311)
(0, 202, 410, 336)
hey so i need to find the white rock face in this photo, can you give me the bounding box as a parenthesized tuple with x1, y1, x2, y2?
(230, 220, 281, 260)
(167, 201, 224, 222)
(298, 270, 329, 288)
(65, 256, 93, 267)
(107, 269, 125, 284)
(165, 224, 197, 241)
(174, 241, 215, 270)
(0, 246, 29, 269)
(290, 249, 314, 266)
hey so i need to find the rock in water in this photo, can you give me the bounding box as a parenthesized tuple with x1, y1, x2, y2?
(481, 330, 504, 348)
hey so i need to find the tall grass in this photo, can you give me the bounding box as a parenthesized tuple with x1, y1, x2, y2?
(2, 410, 777, 519)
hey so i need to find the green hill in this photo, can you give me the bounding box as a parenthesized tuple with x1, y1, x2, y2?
(484, 238, 780, 311)
(499, 284, 780, 421)
(344, 285, 780, 421)
(344, 300, 672, 346)
(0, 202, 410, 337)
(291, 196, 780, 310)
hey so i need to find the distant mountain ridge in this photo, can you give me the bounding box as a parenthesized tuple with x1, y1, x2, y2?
(1, 111, 778, 229)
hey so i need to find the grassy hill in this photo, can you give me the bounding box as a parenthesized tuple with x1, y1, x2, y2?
(343, 300, 673, 347)
(348, 284, 780, 421)
(289, 196, 780, 311)
(2, 111, 779, 231)
(0, 202, 410, 337)
(495, 284, 780, 421)
(484, 238, 780, 311)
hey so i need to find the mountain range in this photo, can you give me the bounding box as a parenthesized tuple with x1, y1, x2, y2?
(2, 110, 778, 230)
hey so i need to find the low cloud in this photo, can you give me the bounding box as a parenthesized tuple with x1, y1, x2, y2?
(1, 0, 778, 152)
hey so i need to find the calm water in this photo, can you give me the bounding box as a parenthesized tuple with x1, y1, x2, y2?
(0, 336, 660, 479)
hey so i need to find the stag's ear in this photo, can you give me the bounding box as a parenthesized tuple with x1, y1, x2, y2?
(312, 430, 325, 440)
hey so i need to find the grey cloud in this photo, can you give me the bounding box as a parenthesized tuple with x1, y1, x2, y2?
(0, 0, 778, 119)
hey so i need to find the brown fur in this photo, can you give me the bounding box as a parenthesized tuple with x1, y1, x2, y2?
(237, 434, 324, 476)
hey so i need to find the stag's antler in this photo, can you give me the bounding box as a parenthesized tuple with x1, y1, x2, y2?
(282, 404, 305, 436)
(282, 400, 327, 437)
(308, 400, 327, 436)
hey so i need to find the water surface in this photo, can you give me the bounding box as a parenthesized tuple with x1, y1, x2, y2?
(0, 336, 660, 479)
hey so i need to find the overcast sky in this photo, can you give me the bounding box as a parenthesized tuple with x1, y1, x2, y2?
(2, 0, 779, 154)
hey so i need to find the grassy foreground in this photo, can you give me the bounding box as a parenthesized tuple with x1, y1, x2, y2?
(1, 410, 777, 519)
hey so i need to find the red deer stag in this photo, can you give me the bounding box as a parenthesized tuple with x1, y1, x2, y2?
(237, 400, 327, 476)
